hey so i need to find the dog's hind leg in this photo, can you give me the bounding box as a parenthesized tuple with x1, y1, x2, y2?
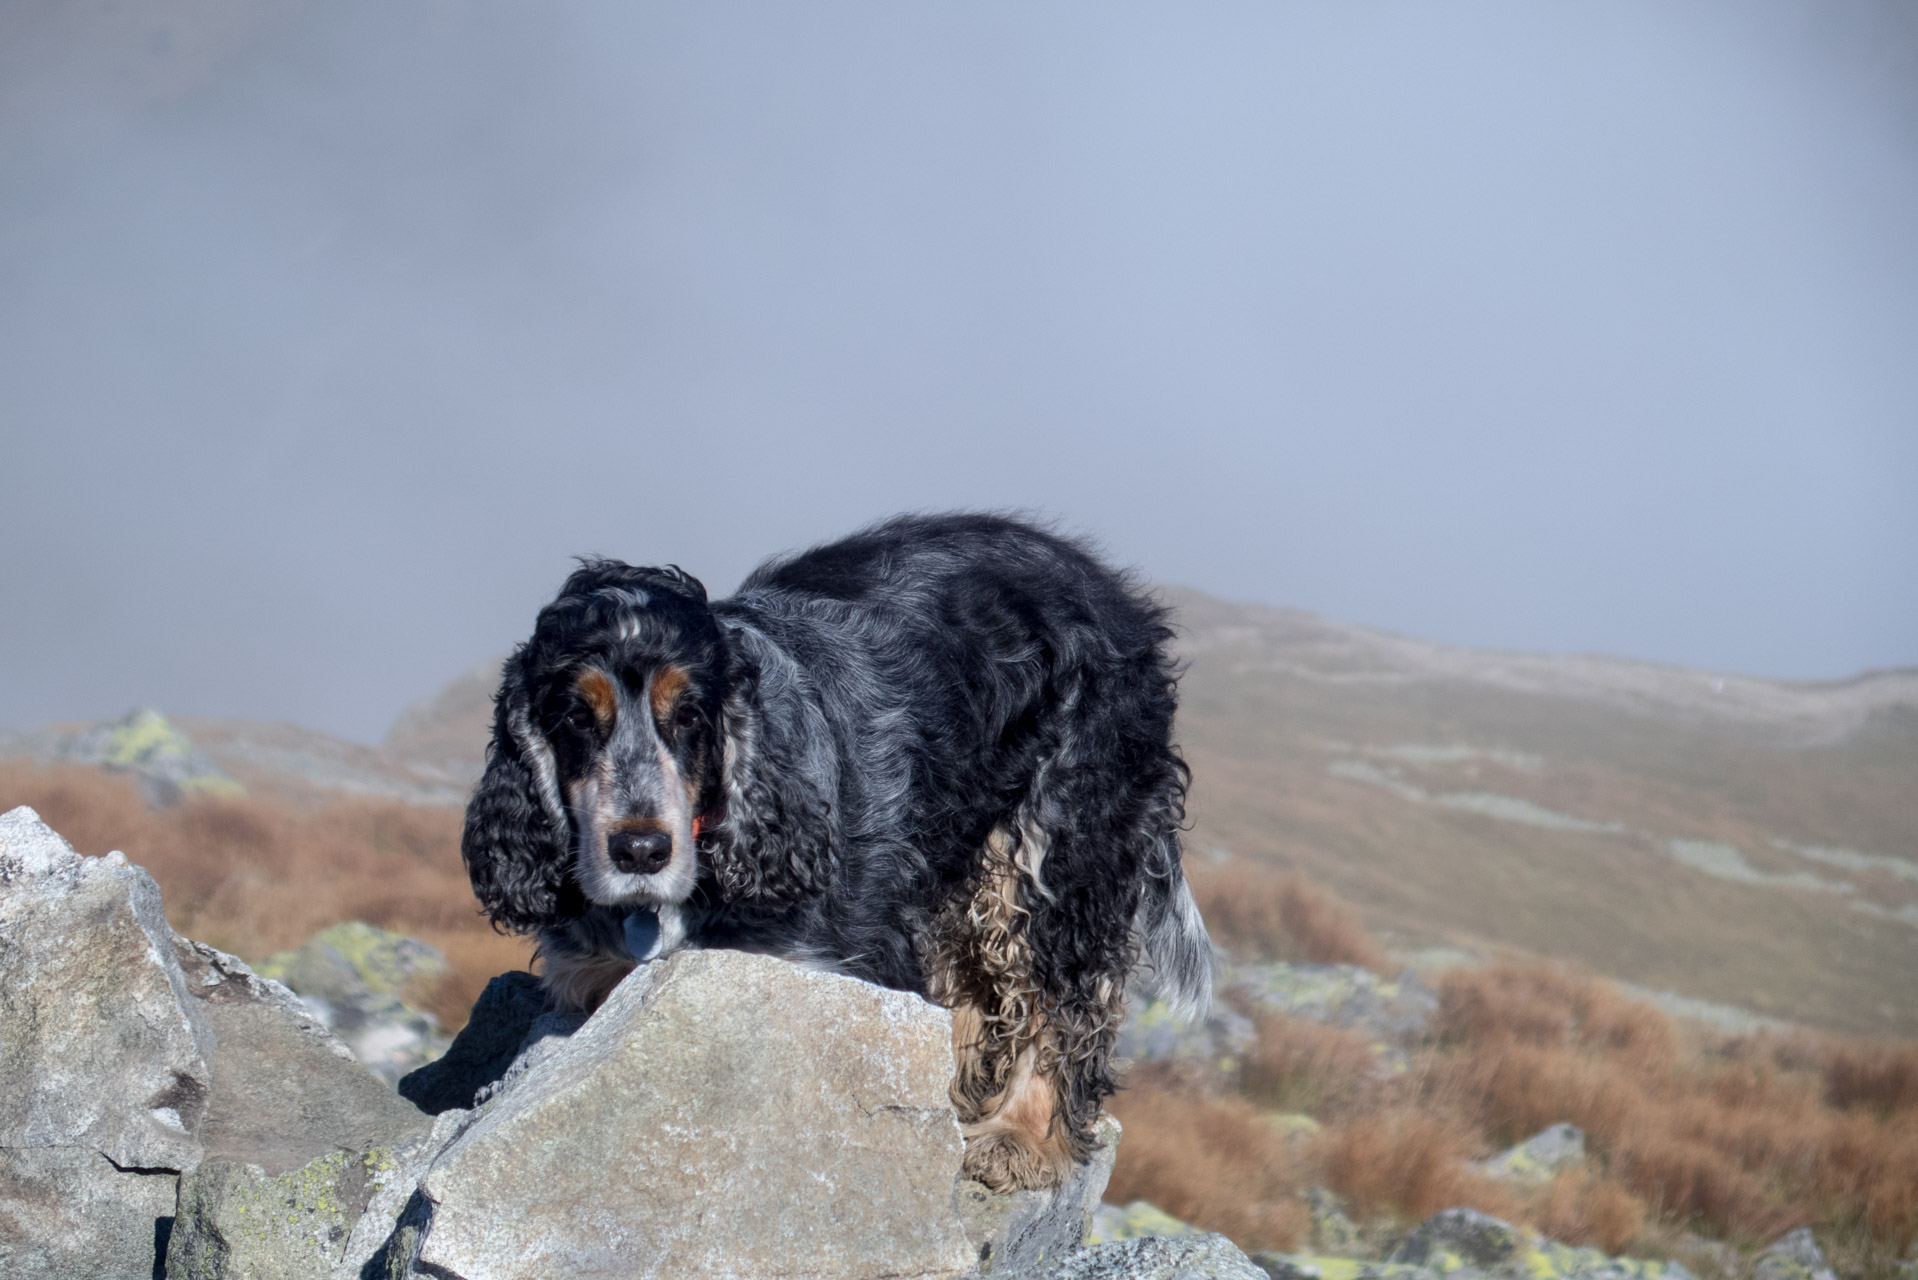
(938, 825, 1123, 1191)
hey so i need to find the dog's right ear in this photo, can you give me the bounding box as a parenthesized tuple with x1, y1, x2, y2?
(461, 660, 573, 933)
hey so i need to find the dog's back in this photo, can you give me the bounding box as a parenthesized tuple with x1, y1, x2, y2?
(710, 512, 1211, 1016)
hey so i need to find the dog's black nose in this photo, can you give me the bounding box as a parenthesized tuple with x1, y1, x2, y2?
(608, 829, 673, 875)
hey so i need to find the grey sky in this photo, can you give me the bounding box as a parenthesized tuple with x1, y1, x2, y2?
(2, 1, 1914, 743)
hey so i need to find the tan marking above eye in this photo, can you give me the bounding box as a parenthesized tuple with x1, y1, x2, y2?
(649, 665, 692, 723)
(574, 668, 617, 726)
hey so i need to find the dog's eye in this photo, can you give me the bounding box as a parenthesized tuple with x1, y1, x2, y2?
(672, 704, 700, 732)
(566, 704, 598, 733)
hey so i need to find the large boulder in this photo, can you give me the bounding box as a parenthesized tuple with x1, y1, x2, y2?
(164, 941, 434, 1280)
(0, 806, 437, 1280)
(407, 949, 976, 1280)
(0, 806, 212, 1280)
(0, 806, 216, 1172)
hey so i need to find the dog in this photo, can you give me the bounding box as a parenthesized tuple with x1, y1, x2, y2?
(460, 512, 1213, 1190)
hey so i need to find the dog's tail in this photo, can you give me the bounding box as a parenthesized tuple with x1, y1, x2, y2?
(1131, 835, 1215, 1022)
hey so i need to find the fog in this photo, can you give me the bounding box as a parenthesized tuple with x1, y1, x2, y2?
(2, 1, 1914, 742)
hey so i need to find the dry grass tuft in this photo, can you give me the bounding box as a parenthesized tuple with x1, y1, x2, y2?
(1186, 859, 1387, 971)
(1242, 1012, 1386, 1117)
(1534, 1170, 1647, 1255)
(1114, 864, 1918, 1268)
(1106, 1073, 1311, 1250)
(0, 763, 531, 1031)
(1311, 1106, 1517, 1223)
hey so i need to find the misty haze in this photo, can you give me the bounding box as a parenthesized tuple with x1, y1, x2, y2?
(2, 3, 1915, 1278)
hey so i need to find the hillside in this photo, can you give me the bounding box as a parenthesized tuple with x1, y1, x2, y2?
(369, 588, 1918, 1038)
(1163, 588, 1918, 1038)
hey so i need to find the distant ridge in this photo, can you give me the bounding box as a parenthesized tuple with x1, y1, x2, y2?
(1163, 586, 1918, 746)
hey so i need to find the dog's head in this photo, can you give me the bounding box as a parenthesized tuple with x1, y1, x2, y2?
(462, 559, 725, 931)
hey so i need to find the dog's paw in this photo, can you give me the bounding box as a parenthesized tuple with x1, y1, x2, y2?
(960, 1124, 1076, 1192)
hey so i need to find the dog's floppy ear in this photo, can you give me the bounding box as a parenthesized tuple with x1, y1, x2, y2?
(461, 656, 574, 932)
(706, 648, 836, 904)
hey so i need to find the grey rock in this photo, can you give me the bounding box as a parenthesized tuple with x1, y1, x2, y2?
(1252, 1258, 1439, 1280)
(1303, 1186, 1361, 1255)
(163, 944, 434, 1279)
(1477, 1123, 1586, 1184)
(172, 939, 430, 1173)
(1027, 1232, 1268, 1280)
(0, 1147, 178, 1280)
(957, 1114, 1122, 1273)
(1390, 1209, 1526, 1269)
(413, 949, 975, 1280)
(0, 806, 215, 1171)
(257, 922, 452, 1085)
(57, 707, 242, 806)
(1089, 1202, 1204, 1245)
(168, 1149, 392, 1280)
(398, 970, 547, 1114)
(1753, 1230, 1835, 1280)
(1226, 962, 1438, 1045)
(1115, 999, 1258, 1076)
(1250, 1258, 1434, 1280)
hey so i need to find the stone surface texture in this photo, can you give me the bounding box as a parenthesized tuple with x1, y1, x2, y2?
(0, 1147, 178, 1280)
(1752, 1230, 1837, 1280)
(957, 1114, 1122, 1274)
(1476, 1123, 1586, 1185)
(164, 940, 434, 1280)
(1029, 1232, 1268, 1280)
(0, 806, 215, 1171)
(414, 948, 974, 1280)
(1089, 1201, 1205, 1245)
(257, 921, 452, 1084)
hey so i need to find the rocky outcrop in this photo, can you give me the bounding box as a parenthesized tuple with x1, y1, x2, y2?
(1256, 1207, 1696, 1280)
(0, 808, 216, 1173)
(1043, 1233, 1268, 1280)
(1227, 962, 1437, 1046)
(257, 922, 452, 1084)
(407, 949, 974, 1280)
(5, 804, 1250, 1280)
(0, 806, 433, 1280)
(0, 708, 245, 806)
(1476, 1123, 1586, 1185)
(1752, 1229, 1837, 1280)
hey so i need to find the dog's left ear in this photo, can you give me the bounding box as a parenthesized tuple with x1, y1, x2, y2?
(705, 652, 836, 904)
(461, 656, 574, 933)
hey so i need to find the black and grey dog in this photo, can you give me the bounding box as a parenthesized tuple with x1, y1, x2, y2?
(460, 512, 1212, 1189)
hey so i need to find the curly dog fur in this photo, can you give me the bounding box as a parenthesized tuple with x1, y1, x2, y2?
(461, 512, 1213, 1189)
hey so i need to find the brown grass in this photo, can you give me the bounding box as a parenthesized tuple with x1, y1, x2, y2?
(1111, 867, 1918, 1269)
(1310, 1106, 1518, 1223)
(1242, 1012, 1387, 1116)
(1105, 1072, 1311, 1250)
(1185, 859, 1388, 971)
(0, 763, 531, 1030)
